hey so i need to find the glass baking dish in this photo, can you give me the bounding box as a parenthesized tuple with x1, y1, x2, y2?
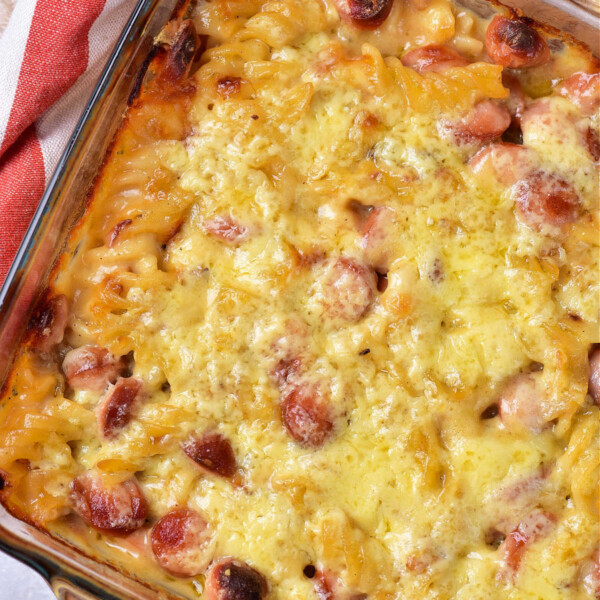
(0, 0, 597, 598)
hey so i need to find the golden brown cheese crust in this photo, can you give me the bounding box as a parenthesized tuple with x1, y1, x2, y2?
(0, 1, 599, 598)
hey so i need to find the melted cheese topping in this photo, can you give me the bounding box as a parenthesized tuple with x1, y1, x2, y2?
(0, 1, 598, 599)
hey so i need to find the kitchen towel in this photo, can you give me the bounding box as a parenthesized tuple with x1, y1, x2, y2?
(0, 0, 137, 285)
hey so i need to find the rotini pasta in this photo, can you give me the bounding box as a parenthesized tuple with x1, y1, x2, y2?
(0, 0, 598, 598)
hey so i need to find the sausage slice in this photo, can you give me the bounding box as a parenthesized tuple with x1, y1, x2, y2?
(70, 472, 147, 533)
(308, 257, 377, 326)
(401, 45, 469, 73)
(469, 143, 536, 186)
(182, 432, 237, 478)
(205, 558, 268, 600)
(281, 383, 334, 447)
(151, 508, 215, 577)
(29, 295, 69, 352)
(497, 510, 556, 580)
(204, 216, 249, 244)
(334, 0, 395, 29)
(96, 377, 144, 439)
(557, 72, 600, 116)
(513, 171, 581, 231)
(62, 345, 124, 392)
(362, 206, 396, 273)
(485, 15, 550, 68)
(498, 373, 549, 433)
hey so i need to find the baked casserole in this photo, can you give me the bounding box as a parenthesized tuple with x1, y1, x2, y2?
(0, 0, 598, 598)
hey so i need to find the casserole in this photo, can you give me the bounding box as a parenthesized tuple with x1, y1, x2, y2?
(0, 0, 598, 598)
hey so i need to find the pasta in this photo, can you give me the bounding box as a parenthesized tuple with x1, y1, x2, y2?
(0, 0, 598, 598)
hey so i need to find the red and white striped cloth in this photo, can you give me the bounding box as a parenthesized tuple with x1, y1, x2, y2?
(0, 0, 137, 285)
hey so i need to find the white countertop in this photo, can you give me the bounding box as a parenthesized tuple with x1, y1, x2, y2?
(0, 551, 55, 599)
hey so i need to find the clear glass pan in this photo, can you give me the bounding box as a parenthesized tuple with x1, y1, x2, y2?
(0, 0, 597, 598)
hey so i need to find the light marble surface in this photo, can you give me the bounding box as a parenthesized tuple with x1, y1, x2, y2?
(0, 550, 55, 599)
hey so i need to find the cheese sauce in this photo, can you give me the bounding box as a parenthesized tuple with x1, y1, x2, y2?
(0, 1, 598, 598)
